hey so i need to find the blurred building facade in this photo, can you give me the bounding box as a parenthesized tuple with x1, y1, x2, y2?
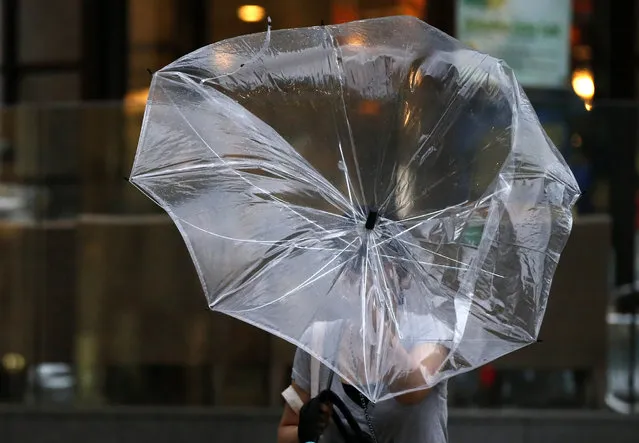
(0, 0, 634, 412)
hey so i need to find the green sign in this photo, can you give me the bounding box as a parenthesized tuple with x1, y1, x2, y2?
(456, 0, 572, 89)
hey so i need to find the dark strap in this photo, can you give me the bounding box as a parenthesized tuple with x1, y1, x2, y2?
(342, 383, 370, 408)
(319, 390, 370, 443)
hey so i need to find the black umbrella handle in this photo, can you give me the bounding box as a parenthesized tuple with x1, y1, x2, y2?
(365, 209, 379, 230)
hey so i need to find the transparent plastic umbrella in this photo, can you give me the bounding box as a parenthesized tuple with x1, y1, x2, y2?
(130, 16, 580, 402)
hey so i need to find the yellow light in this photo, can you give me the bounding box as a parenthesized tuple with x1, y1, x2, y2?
(403, 108, 413, 126)
(213, 51, 235, 70)
(2, 353, 26, 373)
(572, 69, 595, 101)
(408, 68, 423, 89)
(237, 5, 266, 23)
(125, 88, 149, 108)
(345, 35, 365, 47)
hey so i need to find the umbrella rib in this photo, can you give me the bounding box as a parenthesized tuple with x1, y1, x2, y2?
(360, 239, 372, 390)
(337, 137, 360, 219)
(178, 217, 357, 251)
(373, 125, 396, 210)
(231, 157, 354, 212)
(183, 199, 354, 227)
(369, 240, 401, 336)
(135, 160, 349, 215)
(388, 231, 448, 324)
(227, 238, 358, 313)
(372, 199, 472, 249)
(327, 88, 361, 217)
(379, 253, 504, 278)
(372, 213, 505, 277)
(395, 237, 500, 278)
(374, 203, 505, 278)
(156, 74, 353, 249)
(326, 26, 366, 206)
(370, 216, 440, 249)
(385, 200, 472, 226)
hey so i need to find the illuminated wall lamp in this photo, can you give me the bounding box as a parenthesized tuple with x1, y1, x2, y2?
(238, 5, 266, 23)
(2, 353, 26, 373)
(572, 69, 595, 111)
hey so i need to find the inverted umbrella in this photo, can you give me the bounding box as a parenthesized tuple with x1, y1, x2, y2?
(130, 15, 580, 402)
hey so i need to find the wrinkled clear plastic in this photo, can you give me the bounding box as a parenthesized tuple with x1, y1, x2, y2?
(130, 16, 580, 402)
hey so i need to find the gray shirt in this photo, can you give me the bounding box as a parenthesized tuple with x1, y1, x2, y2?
(292, 347, 449, 443)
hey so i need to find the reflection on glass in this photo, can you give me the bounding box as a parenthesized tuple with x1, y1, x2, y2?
(606, 312, 639, 413)
(27, 363, 75, 405)
(0, 88, 627, 408)
(2, 353, 26, 373)
(0, 0, 629, 404)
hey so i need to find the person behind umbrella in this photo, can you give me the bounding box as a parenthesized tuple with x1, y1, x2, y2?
(274, 56, 482, 443)
(276, 254, 450, 443)
(275, 62, 465, 442)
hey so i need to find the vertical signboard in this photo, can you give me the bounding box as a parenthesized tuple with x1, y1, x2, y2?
(456, 0, 572, 88)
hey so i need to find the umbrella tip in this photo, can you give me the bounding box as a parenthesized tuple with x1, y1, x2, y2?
(365, 209, 379, 230)
(321, 19, 325, 26)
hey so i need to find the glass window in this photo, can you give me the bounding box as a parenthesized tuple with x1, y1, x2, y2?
(0, 0, 630, 411)
(18, 0, 81, 64)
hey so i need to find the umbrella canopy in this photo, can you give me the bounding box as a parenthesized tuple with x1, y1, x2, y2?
(130, 15, 580, 402)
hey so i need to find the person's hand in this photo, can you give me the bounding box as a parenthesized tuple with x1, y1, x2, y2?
(297, 391, 332, 443)
(411, 342, 448, 378)
(387, 339, 449, 386)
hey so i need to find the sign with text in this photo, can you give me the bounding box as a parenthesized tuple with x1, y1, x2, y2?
(456, 0, 572, 88)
